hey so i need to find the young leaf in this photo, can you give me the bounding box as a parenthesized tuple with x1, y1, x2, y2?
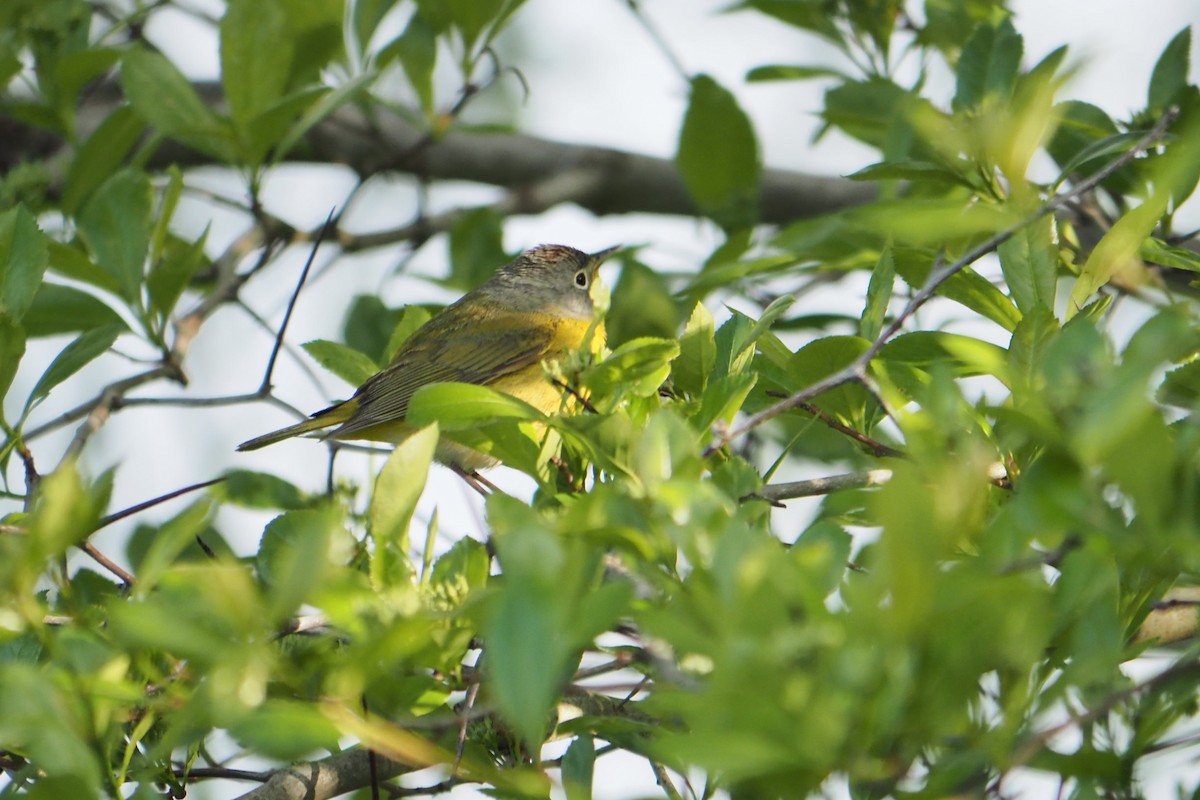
(860, 245, 895, 340)
(23, 325, 122, 414)
(0, 205, 48, 322)
(953, 18, 1023, 111)
(1148, 27, 1191, 111)
(77, 169, 152, 303)
(673, 302, 716, 396)
(996, 214, 1057, 315)
(0, 312, 25, 402)
(301, 339, 379, 387)
(369, 423, 439, 589)
(676, 74, 760, 230)
(257, 505, 344, 618)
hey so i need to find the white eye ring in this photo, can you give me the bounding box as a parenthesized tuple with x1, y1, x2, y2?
(574, 270, 589, 288)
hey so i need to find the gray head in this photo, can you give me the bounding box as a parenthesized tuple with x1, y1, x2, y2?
(482, 244, 620, 319)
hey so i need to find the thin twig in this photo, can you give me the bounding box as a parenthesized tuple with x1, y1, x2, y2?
(79, 540, 135, 587)
(259, 210, 336, 395)
(550, 378, 598, 414)
(93, 477, 224, 531)
(705, 106, 1181, 456)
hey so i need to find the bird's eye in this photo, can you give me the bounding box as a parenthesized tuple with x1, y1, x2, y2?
(574, 270, 589, 288)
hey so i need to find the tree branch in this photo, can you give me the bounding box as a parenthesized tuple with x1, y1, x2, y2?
(3, 81, 877, 226)
(234, 749, 409, 800)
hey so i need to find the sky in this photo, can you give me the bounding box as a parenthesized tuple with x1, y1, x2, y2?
(8, 0, 1200, 797)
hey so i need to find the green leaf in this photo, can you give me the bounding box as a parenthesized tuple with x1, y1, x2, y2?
(1141, 237, 1200, 273)
(693, 371, 758, 430)
(996, 214, 1057, 315)
(46, 240, 122, 296)
(407, 382, 545, 430)
(563, 736, 595, 800)
(257, 505, 344, 617)
(383, 13, 438, 116)
(676, 74, 760, 231)
(148, 232, 209, 321)
(77, 169, 152, 303)
(21, 283, 127, 337)
(435, 0, 526, 50)
(275, 71, 377, 161)
(581, 337, 680, 398)
(746, 64, 846, 82)
(731, 0, 844, 47)
(0, 205, 48, 321)
(607, 258, 680, 347)
(0, 665, 104, 794)
(1052, 130, 1150, 186)
(0, 312, 25, 402)
(1148, 27, 1191, 111)
(787, 336, 873, 426)
(482, 495, 578, 745)
(448, 207, 509, 290)
(121, 48, 233, 161)
(892, 248, 1021, 332)
(369, 423, 438, 589)
(846, 159, 976, 189)
(229, 700, 341, 761)
(62, 106, 146, 216)
(353, 0, 402, 52)
(860, 245, 895, 340)
(220, 0, 291, 131)
(385, 306, 434, 363)
(953, 18, 1023, 111)
(673, 302, 716, 396)
(1158, 360, 1200, 408)
(24, 325, 122, 414)
(822, 78, 911, 149)
(130, 500, 212, 592)
(211, 470, 310, 510)
(429, 537, 490, 595)
(302, 339, 379, 386)
(25, 460, 107, 563)
(343, 295, 403, 363)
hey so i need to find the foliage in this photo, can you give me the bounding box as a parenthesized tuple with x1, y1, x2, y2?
(3, 1, 1200, 798)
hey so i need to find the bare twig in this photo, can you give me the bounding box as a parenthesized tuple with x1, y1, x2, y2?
(93, 477, 224, 531)
(259, 210, 336, 395)
(79, 540, 135, 588)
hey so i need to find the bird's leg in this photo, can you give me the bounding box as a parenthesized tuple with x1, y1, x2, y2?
(451, 465, 499, 497)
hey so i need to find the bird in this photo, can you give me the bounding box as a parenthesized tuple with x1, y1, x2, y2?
(237, 244, 619, 484)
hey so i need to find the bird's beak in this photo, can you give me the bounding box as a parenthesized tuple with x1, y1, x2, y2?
(588, 245, 622, 274)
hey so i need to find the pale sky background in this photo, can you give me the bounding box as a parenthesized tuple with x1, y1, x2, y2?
(6, 1, 1200, 797)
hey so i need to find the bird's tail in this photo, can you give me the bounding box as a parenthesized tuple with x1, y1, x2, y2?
(236, 403, 350, 451)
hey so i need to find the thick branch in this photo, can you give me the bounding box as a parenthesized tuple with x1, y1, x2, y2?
(4, 81, 876, 225)
(234, 749, 408, 800)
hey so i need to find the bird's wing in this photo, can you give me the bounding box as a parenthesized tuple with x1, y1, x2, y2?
(330, 309, 556, 437)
